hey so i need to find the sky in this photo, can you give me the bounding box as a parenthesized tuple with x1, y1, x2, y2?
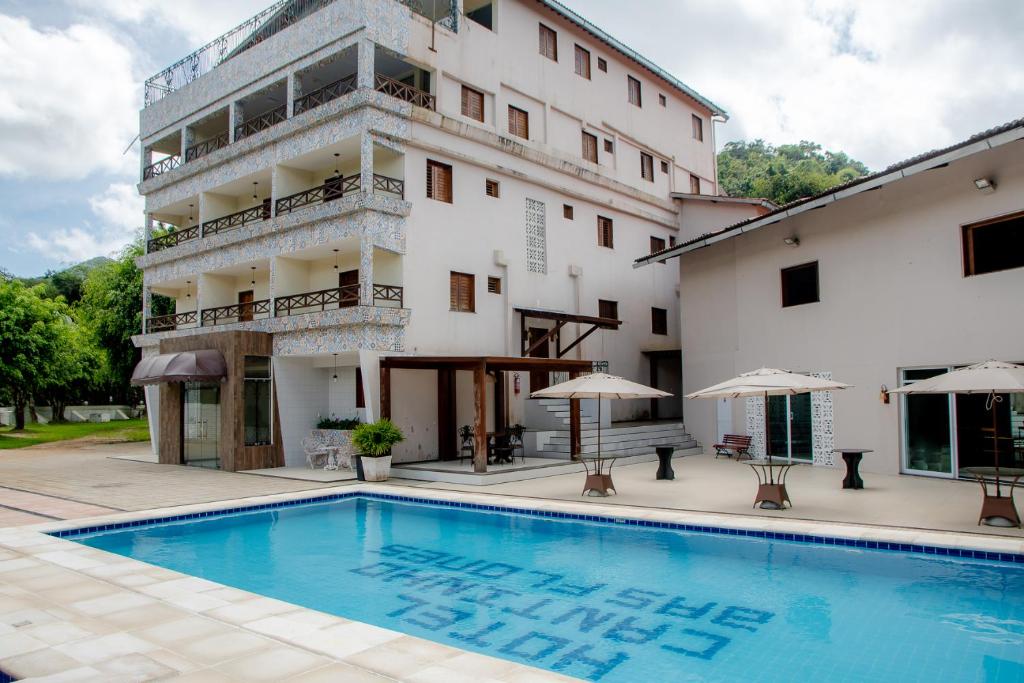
(0, 0, 1021, 277)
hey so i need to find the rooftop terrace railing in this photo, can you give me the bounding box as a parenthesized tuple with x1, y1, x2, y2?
(144, 0, 458, 107)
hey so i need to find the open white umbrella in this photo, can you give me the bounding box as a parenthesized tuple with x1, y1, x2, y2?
(686, 368, 852, 462)
(889, 360, 1024, 483)
(531, 373, 671, 457)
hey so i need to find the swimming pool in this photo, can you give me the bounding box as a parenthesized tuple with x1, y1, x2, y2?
(66, 494, 1024, 682)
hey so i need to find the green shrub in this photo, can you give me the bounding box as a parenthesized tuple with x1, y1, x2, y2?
(351, 419, 404, 457)
(316, 415, 360, 430)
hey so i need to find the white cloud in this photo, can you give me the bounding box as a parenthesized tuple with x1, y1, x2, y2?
(0, 16, 139, 180)
(26, 182, 143, 263)
(77, 0, 269, 46)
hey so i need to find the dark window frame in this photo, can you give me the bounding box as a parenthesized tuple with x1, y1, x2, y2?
(781, 261, 820, 308)
(539, 23, 558, 61)
(563, 204, 574, 220)
(598, 299, 618, 321)
(487, 276, 502, 294)
(485, 178, 500, 198)
(243, 356, 272, 446)
(692, 114, 704, 141)
(640, 152, 654, 181)
(962, 210, 1024, 276)
(651, 307, 668, 335)
(582, 131, 598, 162)
(597, 57, 608, 72)
(597, 215, 614, 249)
(426, 159, 453, 203)
(574, 44, 591, 79)
(628, 75, 642, 107)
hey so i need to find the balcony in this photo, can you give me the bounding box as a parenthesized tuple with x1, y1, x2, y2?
(201, 299, 271, 326)
(203, 203, 270, 236)
(374, 74, 434, 111)
(235, 80, 288, 141)
(201, 170, 273, 237)
(143, 155, 182, 181)
(274, 284, 403, 317)
(148, 225, 199, 253)
(147, 311, 198, 333)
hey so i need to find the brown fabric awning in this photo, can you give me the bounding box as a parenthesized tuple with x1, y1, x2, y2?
(130, 350, 227, 386)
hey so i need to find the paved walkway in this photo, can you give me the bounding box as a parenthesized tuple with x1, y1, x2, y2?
(0, 442, 345, 525)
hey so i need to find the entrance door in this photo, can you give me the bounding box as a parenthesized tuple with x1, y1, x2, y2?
(901, 368, 955, 477)
(339, 270, 358, 307)
(183, 382, 220, 469)
(767, 394, 813, 462)
(237, 290, 254, 322)
(528, 327, 550, 392)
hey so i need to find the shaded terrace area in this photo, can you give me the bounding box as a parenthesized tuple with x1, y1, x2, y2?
(380, 356, 594, 473)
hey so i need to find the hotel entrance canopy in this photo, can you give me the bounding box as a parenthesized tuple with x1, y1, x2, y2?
(130, 350, 228, 385)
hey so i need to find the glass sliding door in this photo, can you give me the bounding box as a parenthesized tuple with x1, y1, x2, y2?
(767, 394, 813, 462)
(900, 368, 954, 477)
(183, 382, 221, 469)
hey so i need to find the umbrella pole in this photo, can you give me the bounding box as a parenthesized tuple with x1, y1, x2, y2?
(764, 390, 771, 465)
(597, 393, 602, 457)
(992, 394, 1001, 497)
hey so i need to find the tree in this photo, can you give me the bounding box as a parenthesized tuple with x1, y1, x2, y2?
(717, 140, 870, 206)
(0, 280, 71, 429)
(36, 321, 100, 423)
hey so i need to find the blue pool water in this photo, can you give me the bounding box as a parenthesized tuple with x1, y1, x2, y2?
(69, 496, 1024, 682)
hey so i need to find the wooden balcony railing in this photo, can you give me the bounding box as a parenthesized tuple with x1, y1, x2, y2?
(374, 73, 435, 110)
(202, 201, 270, 236)
(274, 283, 404, 317)
(293, 74, 357, 115)
(200, 299, 270, 326)
(184, 132, 230, 162)
(372, 173, 404, 199)
(234, 104, 287, 140)
(147, 225, 199, 253)
(275, 175, 359, 216)
(142, 155, 181, 180)
(146, 310, 198, 333)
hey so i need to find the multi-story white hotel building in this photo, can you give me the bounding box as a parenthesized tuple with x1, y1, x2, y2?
(133, 0, 732, 472)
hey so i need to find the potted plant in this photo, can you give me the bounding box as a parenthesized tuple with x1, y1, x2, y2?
(351, 419, 404, 482)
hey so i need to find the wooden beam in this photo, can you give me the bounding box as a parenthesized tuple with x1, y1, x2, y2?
(525, 320, 566, 357)
(494, 371, 507, 435)
(380, 365, 391, 420)
(514, 307, 621, 328)
(473, 362, 487, 473)
(437, 368, 456, 460)
(569, 370, 582, 460)
(558, 324, 601, 358)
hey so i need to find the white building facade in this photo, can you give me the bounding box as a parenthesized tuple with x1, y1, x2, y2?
(636, 119, 1024, 478)
(133, 0, 727, 470)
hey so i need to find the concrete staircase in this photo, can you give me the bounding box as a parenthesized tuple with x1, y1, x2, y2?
(532, 398, 700, 458)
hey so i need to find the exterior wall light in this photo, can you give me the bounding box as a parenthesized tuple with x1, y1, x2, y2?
(973, 177, 996, 194)
(880, 384, 890, 404)
(783, 236, 800, 247)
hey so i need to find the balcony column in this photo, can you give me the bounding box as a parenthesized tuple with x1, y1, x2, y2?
(229, 102, 245, 143)
(140, 146, 153, 182)
(143, 213, 153, 254)
(357, 39, 374, 90)
(286, 72, 298, 118)
(180, 125, 194, 159)
(269, 257, 278, 317)
(360, 132, 374, 197)
(358, 238, 374, 306)
(142, 285, 152, 335)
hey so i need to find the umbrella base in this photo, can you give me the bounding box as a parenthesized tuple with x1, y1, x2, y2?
(583, 473, 616, 497)
(979, 495, 1020, 528)
(755, 483, 791, 510)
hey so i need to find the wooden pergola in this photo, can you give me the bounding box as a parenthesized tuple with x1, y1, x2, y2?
(379, 355, 594, 473)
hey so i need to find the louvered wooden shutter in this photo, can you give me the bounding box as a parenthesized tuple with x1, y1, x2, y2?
(582, 132, 598, 162)
(508, 106, 529, 140)
(628, 76, 642, 106)
(450, 272, 474, 312)
(539, 24, 557, 60)
(427, 160, 452, 202)
(598, 216, 613, 248)
(641, 153, 653, 181)
(574, 45, 590, 78)
(461, 86, 483, 122)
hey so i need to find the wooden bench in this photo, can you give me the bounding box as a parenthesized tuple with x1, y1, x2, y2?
(714, 434, 753, 460)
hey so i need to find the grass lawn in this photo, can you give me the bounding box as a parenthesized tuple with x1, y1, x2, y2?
(0, 419, 150, 450)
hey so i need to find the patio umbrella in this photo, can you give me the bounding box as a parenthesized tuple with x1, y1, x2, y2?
(531, 373, 671, 457)
(889, 360, 1024, 485)
(686, 368, 852, 463)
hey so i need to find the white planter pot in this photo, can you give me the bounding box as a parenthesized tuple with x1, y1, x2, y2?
(360, 454, 392, 482)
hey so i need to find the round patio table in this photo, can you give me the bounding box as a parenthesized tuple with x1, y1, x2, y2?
(746, 459, 802, 509)
(961, 467, 1024, 528)
(581, 455, 620, 497)
(834, 448, 873, 489)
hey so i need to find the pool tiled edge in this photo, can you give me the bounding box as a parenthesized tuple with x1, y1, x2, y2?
(48, 484, 1024, 564)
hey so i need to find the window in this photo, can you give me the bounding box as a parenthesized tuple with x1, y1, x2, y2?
(582, 131, 598, 162)
(641, 152, 654, 181)
(597, 215, 613, 248)
(669, 235, 676, 247)
(355, 367, 364, 408)
(574, 44, 591, 79)
(461, 85, 484, 122)
(658, 94, 667, 107)
(539, 23, 557, 61)
(450, 272, 475, 312)
(628, 76, 642, 106)
(598, 299, 618, 320)
(466, 1, 492, 30)
(563, 204, 574, 220)
(650, 236, 666, 254)
(243, 356, 272, 446)
(660, 160, 669, 173)
(597, 57, 608, 72)
(689, 174, 701, 194)
(487, 276, 502, 294)
(962, 211, 1024, 276)
(508, 105, 529, 140)
(651, 307, 668, 335)
(692, 114, 703, 141)
(781, 262, 819, 307)
(604, 139, 614, 153)
(426, 160, 452, 203)
(485, 178, 500, 197)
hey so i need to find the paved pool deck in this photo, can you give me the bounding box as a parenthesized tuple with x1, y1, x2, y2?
(0, 441, 1022, 680)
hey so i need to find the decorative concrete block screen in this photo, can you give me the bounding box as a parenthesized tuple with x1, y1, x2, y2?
(525, 198, 547, 274)
(745, 371, 835, 465)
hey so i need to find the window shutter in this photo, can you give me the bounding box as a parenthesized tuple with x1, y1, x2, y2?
(427, 160, 452, 202)
(485, 179, 499, 197)
(598, 216, 613, 248)
(574, 45, 590, 78)
(692, 114, 704, 141)
(641, 153, 653, 181)
(426, 161, 435, 199)
(539, 24, 557, 61)
(628, 76, 642, 106)
(582, 132, 598, 162)
(509, 106, 529, 140)
(461, 86, 483, 122)
(690, 174, 701, 194)
(449, 273, 459, 309)
(450, 272, 474, 312)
